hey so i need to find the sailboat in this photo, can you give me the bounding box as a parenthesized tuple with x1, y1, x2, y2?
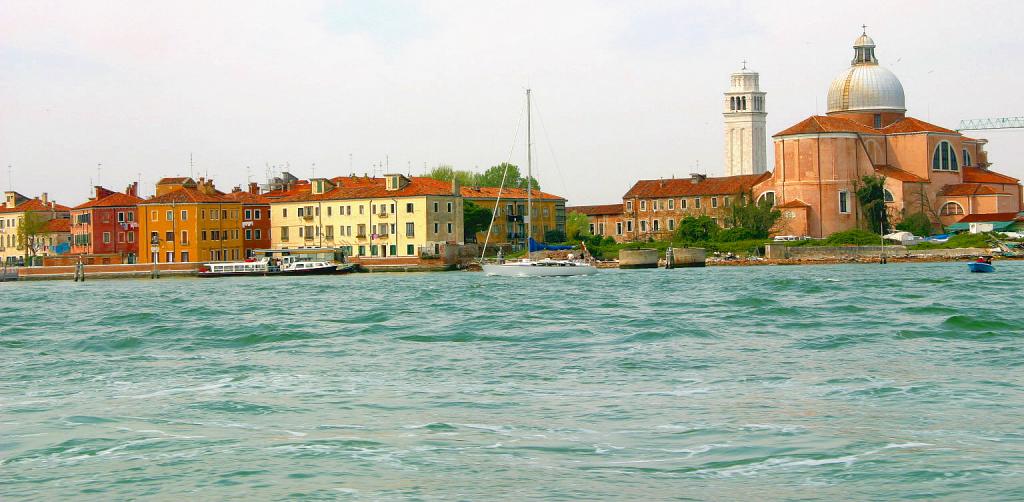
(481, 89, 597, 277)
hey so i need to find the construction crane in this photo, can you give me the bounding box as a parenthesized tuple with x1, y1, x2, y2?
(957, 117, 1024, 131)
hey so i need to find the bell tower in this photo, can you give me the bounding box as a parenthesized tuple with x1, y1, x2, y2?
(723, 62, 767, 176)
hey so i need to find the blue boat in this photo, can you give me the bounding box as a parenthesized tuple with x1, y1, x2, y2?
(967, 261, 995, 273)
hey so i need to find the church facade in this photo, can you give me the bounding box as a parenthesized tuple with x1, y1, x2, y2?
(752, 31, 1022, 237)
(569, 30, 1022, 242)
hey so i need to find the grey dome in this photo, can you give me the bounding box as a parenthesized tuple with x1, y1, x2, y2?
(827, 32, 905, 113)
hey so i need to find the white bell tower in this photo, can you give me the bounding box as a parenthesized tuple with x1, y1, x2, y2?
(723, 62, 767, 176)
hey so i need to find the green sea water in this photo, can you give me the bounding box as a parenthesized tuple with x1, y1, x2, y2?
(1, 262, 1022, 500)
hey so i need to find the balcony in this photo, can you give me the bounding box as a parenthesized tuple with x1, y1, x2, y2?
(506, 214, 523, 222)
(377, 212, 389, 218)
(302, 213, 314, 220)
(303, 234, 314, 241)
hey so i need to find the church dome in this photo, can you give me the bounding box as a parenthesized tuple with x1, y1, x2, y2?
(826, 31, 905, 114)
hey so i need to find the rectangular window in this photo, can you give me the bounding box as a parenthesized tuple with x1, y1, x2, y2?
(151, 210, 157, 221)
(255, 209, 261, 220)
(640, 200, 647, 211)
(653, 219, 660, 231)
(181, 231, 188, 245)
(181, 251, 189, 262)
(103, 232, 111, 244)
(668, 199, 675, 210)
(245, 209, 252, 220)
(212, 230, 220, 240)
(371, 244, 378, 256)
(668, 219, 675, 231)
(407, 244, 415, 255)
(325, 226, 334, 239)
(626, 201, 633, 212)
(589, 223, 595, 234)
(695, 198, 701, 209)
(711, 197, 718, 208)
(166, 251, 174, 263)
(598, 222, 605, 235)
(280, 227, 289, 241)
(326, 207, 331, 217)
(640, 220, 647, 232)
(254, 229, 261, 240)
(202, 230, 207, 241)
(165, 231, 174, 243)
(180, 210, 188, 221)
(282, 208, 288, 218)
(211, 210, 219, 220)
(358, 245, 366, 256)
(446, 222, 453, 233)
(433, 201, 439, 213)
(616, 222, 622, 235)
(839, 191, 850, 214)
(724, 196, 731, 208)
(127, 232, 135, 243)
(446, 202, 452, 213)
(680, 199, 687, 209)
(356, 224, 366, 237)
(626, 220, 633, 232)
(406, 203, 414, 213)
(166, 210, 173, 221)
(406, 222, 415, 236)
(433, 222, 440, 233)
(245, 229, 252, 240)
(117, 212, 125, 222)
(359, 205, 364, 215)
(222, 210, 228, 219)
(304, 226, 313, 238)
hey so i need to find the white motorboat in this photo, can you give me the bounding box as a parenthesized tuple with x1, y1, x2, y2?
(199, 255, 352, 277)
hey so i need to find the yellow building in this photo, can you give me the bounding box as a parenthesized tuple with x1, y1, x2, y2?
(459, 186, 565, 248)
(269, 174, 463, 257)
(137, 178, 243, 263)
(1, 191, 71, 265)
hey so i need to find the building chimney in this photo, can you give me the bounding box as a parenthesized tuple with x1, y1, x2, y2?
(126, 182, 138, 197)
(451, 177, 461, 196)
(690, 173, 706, 184)
(5, 192, 17, 209)
(248, 182, 259, 194)
(40, 192, 48, 204)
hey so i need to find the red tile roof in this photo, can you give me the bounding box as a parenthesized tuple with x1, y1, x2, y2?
(140, 187, 233, 204)
(263, 181, 311, 199)
(880, 117, 957, 135)
(460, 185, 563, 201)
(624, 173, 770, 199)
(777, 199, 811, 208)
(956, 212, 1023, 224)
(962, 166, 1019, 184)
(567, 203, 623, 216)
(157, 177, 193, 185)
(0, 198, 71, 213)
(774, 115, 879, 136)
(223, 191, 271, 205)
(939, 184, 1006, 196)
(72, 192, 144, 210)
(874, 165, 927, 183)
(43, 218, 71, 232)
(276, 176, 456, 203)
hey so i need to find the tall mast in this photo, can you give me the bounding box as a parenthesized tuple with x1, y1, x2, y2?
(526, 88, 532, 257)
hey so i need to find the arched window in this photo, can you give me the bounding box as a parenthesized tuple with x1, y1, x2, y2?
(756, 191, 776, 206)
(883, 189, 895, 203)
(962, 149, 971, 167)
(940, 202, 964, 216)
(932, 141, 959, 171)
(741, 96, 747, 110)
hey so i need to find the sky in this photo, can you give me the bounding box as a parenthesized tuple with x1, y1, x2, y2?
(2, 0, 1022, 206)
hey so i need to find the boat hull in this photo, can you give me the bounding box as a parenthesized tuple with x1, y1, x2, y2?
(199, 264, 354, 277)
(967, 262, 995, 273)
(482, 262, 597, 277)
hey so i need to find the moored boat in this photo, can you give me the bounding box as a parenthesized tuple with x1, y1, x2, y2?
(199, 256, 353, 277)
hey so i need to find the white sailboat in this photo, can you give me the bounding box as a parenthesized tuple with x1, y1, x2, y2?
(481, 89, 597, 277)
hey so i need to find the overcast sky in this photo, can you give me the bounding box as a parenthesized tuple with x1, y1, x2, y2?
(2, 0, 1022, 206)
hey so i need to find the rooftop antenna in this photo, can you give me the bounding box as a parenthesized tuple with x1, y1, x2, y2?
(97, 163, 102, 186)
(386, 154, 389, 172)
(246, 166, 252, 183)
(311, 162, 316, 179)
(349, 153, 353, 172)
(189, 152, 194, 179)
(6, 164, 11, 191)
(407, 161, 411, 177)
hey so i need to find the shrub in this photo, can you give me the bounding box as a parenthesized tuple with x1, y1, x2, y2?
(716, 227, 756, 242)
(675, 215, 719, 243)
(544, 229, 566, 243)
(895, 212, 935, 237)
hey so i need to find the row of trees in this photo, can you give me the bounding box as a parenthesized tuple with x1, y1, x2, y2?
(425, 163, 541, 191)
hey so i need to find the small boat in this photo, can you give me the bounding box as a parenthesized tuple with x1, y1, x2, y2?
(198, 256, 353, 277)
(479, 89, 598, 278)
(483, 258, 596, 277)
(967, 256, 995, 273)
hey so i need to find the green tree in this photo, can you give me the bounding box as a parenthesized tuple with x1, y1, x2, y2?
(426, 164, 480, 186)
(674, 215, 719, 243)
(17, 212, 50, 261)
(895, 212, 935, 237)
(544, 229, 567, 243)
(725, 191, 782, 239)
(463, 200, 493, 242)
(477, 163, 541, 190)
(854, 174, 889, 234)
(564, 212, 592, 241)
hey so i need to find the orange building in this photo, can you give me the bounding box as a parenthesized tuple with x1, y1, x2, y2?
(224, 183, 271, 258)
(567, 204, 624, 241)
(137, 178, 243, 263)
